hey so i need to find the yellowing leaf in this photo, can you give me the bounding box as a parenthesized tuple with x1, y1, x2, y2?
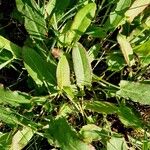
(11, 127, 34, 150)
(125, 0, 150, 23)
(117, 33, 135, 66)
(56, 55, 71, 89)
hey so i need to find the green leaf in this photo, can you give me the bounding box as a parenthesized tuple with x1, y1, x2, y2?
(118, 105, 142, 127)
(10, 127, 34, 150)
(58, 20, 72, 46)
(72, 42, 92, 87)
(133, 39, 150, 66)
(145, 16, 150, 28)
(80, 124, 102, 143)
(88, 44, 101, 63)
(45, 0, 70, 20)
(0, 133, 12, 150)
(0, 49, 13, 69)
(85, 101, 142, 127)
(47, 117, 91, 150)
(56, 55, 71, 90)
(106, 51, 125, 71)
(16, 0, 47, 41)
(0, 36, 22, 58)
(125, 0, 150, 23)
(61, 3, 96, 45)
(63, 86, 80, 111)
(127, 26, 148, 44)
(107, 136, 128, 150)
(86, 26, 106, 38)
(45, 0, 56, 17)
(58, 103, 74, 118)
(105, 0, 131, 29)
(63, 86, 76, 100)
(117, 80, 150, 105)
(0, 107, 21, 125)
(117, 33, 135, 66)
(0, 107, 39, 129)
(23, 46, 56, 90)
(85, 101, 118, 114)
(0, 86, 30, 107)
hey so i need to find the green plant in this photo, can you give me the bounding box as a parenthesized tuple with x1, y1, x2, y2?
(0, 0, 150, 149)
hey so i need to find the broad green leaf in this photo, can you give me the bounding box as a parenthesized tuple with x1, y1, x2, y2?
(45, 0, 56, 17)
(72, 42, 92, 87)
(107, 136, 128, 150)
(58, 103, 74, 117)
(0, 107, 21, 125)
(127, 26, 147, 44)
(117, 33, 135, 66)
(0, 133, 12, 150)
(0, 36, 22, 58)
(61, 3, 96, 45)
(85, 101, 118, 114)
(63, 86, 76, 100)
(0, 107, 39, 129)
(127, 15, 150, 45)
(63, 86, 80, 111)
(47, 117, 91, 150)
(105, 0, 131, 29)
(56, 55, 71, 89)
(88, 44, 101, 63)
(85, 101, 142, 127)
(125, 0, 150, 23)
(0, 49, 13, 69)
(106, 51, 125, 71)
(133, 39, 150, 66)
(23, 46, 56, 90)
(86, 26, 106, 38)
(80, 124, 102, 143)
(58, 20, 72, 46)
(0, 59, 13, 70)
(118, 105, 142, 127)
(0, 86, 30, 106)
(45, 0, 70, 20)
(10, 127, 34, 150)
(16, 0, 47, 41)
(117, 80, 150, 105)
